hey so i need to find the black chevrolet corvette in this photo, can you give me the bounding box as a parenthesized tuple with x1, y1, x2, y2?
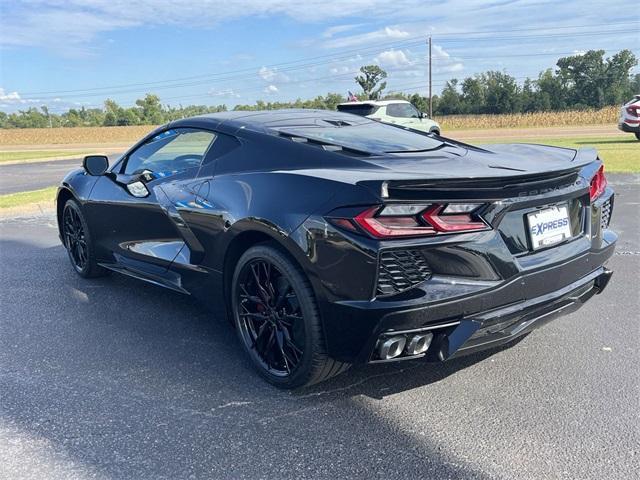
(57, 110, 616, 388)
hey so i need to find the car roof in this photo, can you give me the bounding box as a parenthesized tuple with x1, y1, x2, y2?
(173, 109, 372, 133)
(337, 100, 410, 107)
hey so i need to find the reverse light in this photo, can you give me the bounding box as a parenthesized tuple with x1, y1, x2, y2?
(379, 204, 430, 216)
(589, 165, 607, 201)
(442, 203, 482, 214)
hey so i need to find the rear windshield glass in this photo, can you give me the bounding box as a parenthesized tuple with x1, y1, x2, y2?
(336, 104, 379, 116)
(283, 122, 443, 153)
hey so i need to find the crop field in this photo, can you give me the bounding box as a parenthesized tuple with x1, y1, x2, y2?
(0, 106, 622, 146)
(0, 125, 155, 146)
(438, 106, 619, 130)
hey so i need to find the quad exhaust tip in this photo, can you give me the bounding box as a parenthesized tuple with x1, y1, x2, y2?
(378, 336, 407, 360)
(405, 332, 433, 356)
(377, 332, 434, 360)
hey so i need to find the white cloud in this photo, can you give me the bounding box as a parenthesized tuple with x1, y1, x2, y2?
(1, 0, 634, 58)
(375, 49, 411, 68)
(323, 26, 410, 49)
(321, 24, 362, 38)
(0, 88, 23, 103)
(263, 85, 279, 94)
(0, 88, 91, 112)
(208, 88, 240, 98)
(0, 1, 421, 54)
(329, 66, 354, 74)
(258, 66, 289, 83)
(437, 62, 464, 74)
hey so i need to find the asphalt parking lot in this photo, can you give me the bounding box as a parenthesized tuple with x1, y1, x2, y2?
(1, 174, 638, 480)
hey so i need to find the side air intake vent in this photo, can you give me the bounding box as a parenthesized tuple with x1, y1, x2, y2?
(377, 250, 432, 297)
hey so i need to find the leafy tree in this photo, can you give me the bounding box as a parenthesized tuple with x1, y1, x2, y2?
(461, 77, 487, 114)
(136, 94, 164, 124)
(438, 80, 462, 115)
(355, 65, 387, 100)
(555, 49, 637, 108)
(535, 69, 566, 111)
(1, 49, 638, 129)
(482, 71, 520, 114)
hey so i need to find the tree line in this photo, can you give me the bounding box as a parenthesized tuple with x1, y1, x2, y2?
(0, 49, 637, 129)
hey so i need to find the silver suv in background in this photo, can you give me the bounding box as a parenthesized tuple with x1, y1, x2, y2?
(618, 95, 640, 140)
(337, 100, 441, 135)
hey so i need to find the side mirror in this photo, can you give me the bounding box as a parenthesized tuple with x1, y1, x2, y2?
(83, 155, 109, 176)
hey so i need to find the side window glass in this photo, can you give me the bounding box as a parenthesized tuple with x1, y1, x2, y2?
(124, 129, 216, 175)
(387, 103, 420, 118)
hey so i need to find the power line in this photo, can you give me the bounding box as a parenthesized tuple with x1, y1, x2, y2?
(19, 21, 639, 97)
(141, 68, 640, 106)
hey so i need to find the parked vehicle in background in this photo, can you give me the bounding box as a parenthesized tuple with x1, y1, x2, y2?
(618, 95, 640, 140)
(337, 100, 441, 134)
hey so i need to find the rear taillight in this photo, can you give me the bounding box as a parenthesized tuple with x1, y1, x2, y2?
(421, 205, 487, 232)
(339, 203, 487, 239)
(589, 165, 607, 201)
(626, 105, 639, 117)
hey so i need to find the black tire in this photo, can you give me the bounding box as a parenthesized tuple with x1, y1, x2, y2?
(61, 199, 108, 278)
(635, 132, 640, 141)
(430, 128, 441, 136)
(231, 243, 349, 389)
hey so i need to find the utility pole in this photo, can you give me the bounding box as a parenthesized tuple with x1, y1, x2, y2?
(428, 35, 433, 118)
(42, 105, 52, 128)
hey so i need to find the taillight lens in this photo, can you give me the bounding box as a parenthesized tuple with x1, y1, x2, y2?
(422, 205, 487, 232)
(589, 165, 607, 201)
(344, 203, 487, 239)
(626, 105, 639, 117)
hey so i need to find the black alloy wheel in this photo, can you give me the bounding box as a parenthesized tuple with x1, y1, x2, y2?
(63, 203, 88, 272)
(62, 199, 107, 278)
(232, 244, 349, 388)
(236, 258, 305, 377)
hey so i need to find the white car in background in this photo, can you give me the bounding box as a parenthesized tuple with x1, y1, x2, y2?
(337, 100, 441, 135)
(618, 94, 640, 140)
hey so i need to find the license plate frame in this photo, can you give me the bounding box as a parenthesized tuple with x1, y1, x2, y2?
(526, 204, 572, 251)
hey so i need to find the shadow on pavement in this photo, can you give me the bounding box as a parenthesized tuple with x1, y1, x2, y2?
(0, 236, 495, 479)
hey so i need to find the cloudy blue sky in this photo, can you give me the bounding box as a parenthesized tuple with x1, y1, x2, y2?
(0, 0, 638, 112)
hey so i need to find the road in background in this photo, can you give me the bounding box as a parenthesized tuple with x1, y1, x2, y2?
(0, 154, 121, 195)
(0, 176, 638, 479)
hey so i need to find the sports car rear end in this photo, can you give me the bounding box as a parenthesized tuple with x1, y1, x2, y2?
(287, 129, 616, 365)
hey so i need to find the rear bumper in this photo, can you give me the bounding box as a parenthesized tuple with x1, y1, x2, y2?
(318, 216, 616, 363)
(440, 265, 612, 360)
(618, 122, 640, 133)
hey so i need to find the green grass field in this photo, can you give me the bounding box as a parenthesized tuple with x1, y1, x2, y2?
(478, 136, 638, 172)
(0, 150, 89, 164)
(0, 186, 57, 209)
